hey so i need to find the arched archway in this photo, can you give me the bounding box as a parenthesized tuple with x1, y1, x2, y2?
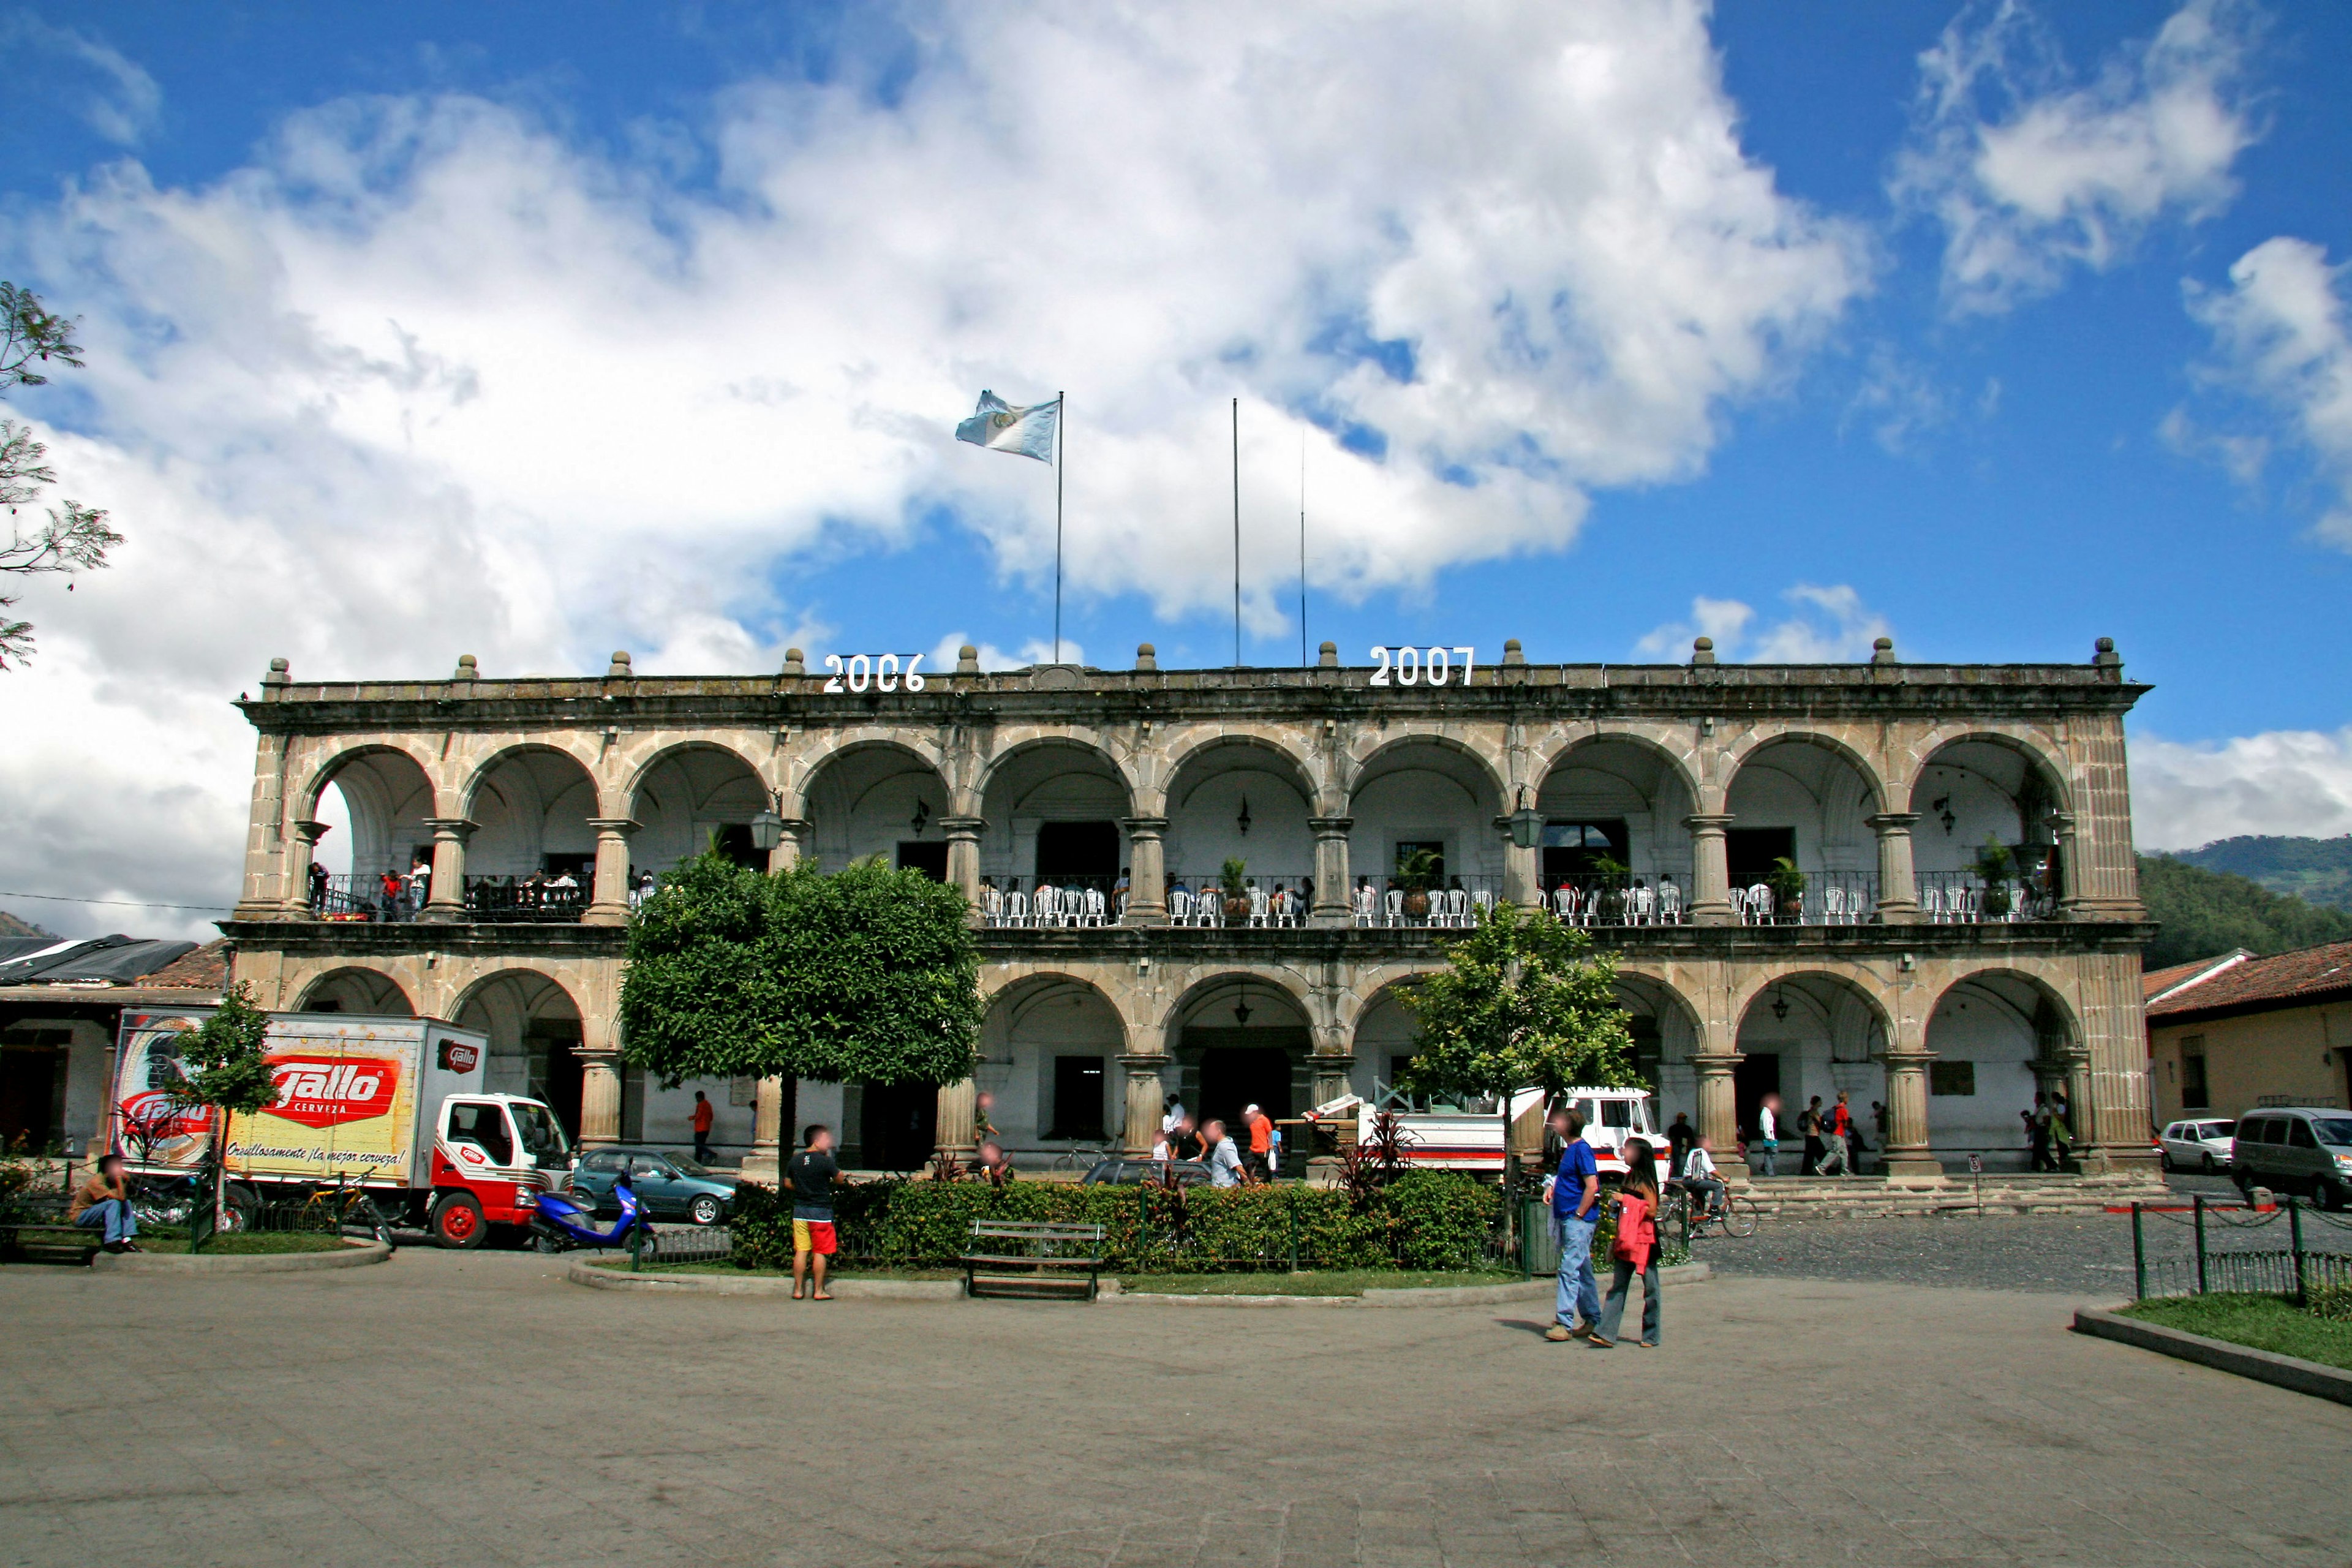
(1164, 736, 1317, 913)
(1534, 737, 1703, 925)
(1163, 971, 1313, 1150)
(1907, 737, 2071, 921)
(1734, 971, 1891, 1169)
(463, 747, 600, 921)
(629, 743, 771, 876)
(1724, 736, 1886, 924)
(978, 739, 1134, 911)
(1613, 971, 1705, 1129)
(1349, 979, 1423, 1106)
(802, 742, 951, 875)
(1927, 969, 2081, 1170)
(977, 973, 1130, 1159)
(1347, 736, 1507, 912)
(453, 970, 586, 1138)
(294, 967, 416, 1017)
(306, 747, 437, 916)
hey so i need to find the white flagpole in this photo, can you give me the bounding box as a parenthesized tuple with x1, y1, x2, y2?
(1298, 427, 1308, 668)
(1054, 391, 1065, 665)
(1232, 396, 1242, 668)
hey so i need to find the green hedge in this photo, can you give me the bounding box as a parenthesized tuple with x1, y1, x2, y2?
(729, 1170, 1500, 1273)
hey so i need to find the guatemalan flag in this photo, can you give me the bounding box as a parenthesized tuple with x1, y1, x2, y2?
(955, 390, 1060, 464)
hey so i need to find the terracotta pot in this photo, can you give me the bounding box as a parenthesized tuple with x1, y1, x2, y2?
(1224, 892, 1253, 922)
(1403, 889, 1430, 918)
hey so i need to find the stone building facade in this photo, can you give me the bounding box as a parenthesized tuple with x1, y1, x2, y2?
(219, 636, 2158, 1180)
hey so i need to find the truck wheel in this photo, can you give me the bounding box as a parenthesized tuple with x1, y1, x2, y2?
(431, 1191, 487, 1250)
(689, 1194, 723, 1227)
(221, 1183, 262, 1232)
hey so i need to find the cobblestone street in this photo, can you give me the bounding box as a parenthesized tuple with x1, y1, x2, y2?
(3, 1234, 2348, 1568)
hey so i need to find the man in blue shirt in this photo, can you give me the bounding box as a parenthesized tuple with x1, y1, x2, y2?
(1544, 1106, 1602, 1341)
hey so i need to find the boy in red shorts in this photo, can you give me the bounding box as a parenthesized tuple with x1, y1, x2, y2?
(786, 1123, 840, 1300)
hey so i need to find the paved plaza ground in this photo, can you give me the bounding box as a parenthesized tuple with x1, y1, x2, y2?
(4, 1215, 2350, 1568)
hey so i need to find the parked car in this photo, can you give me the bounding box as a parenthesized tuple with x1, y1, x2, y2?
(2230, 1108, 2352, 1210)
(569, 1146, 739, 1226)
(1080, 1157, 1212, 1186)
(2158, 1118, 2237, 1174)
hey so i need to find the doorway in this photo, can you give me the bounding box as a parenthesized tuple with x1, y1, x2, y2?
(897, 841, 948, 880)
(1049, 1056, 1107, 1140)
(1727, 827, 1796, 887)
(1541, 820, 1628, 884)
(1184, 1027, 1306, 1135)
(859, 1081, 937, 1172)
(1733, 1052, 1781, 1144)
(713, 823, 763, 870)
(1036, 821, 1120, 881)
(0, 1044, 61, 1148)
(537, 1038, 585, 1142)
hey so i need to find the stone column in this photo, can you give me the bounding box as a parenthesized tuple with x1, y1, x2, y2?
(935, 1077, 978, 1163)
(940, 815, 985, 921)
(1868, 812, 1921, 924)
(2047, 810, 2082, 917)
(232, 727, 293, 920)
(1118, 1054, 1167, 1156)
(742, 1076, 785, 1185)
(578, 1049, 624, 1148)
(1310, 816, 1354, 925)
(1692, 1050, 1746, 1177)
(582, 818, 639, 926)
(1122, 816, 1169, 924)
(1686, 813, 1736, 926)
(766, 817, 810, 874)
(1501, 824, 1540, 911)
(418, 818, 477, 924)
(284, 820, 331, 916)
(1879, 1049, 1939, 1177)
(1310, 1054, 1355, 1112)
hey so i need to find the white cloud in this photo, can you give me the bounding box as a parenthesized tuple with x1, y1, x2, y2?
(1893, 0, 2260, 315)
(2130, 726, 2352, 850)
(923, 630, 1085, 674)
(1635, 584, 1890, 663)
(3, 15, 162, 146)
(0, 2, 1866, 921)
(2180, 236, 2352, 544)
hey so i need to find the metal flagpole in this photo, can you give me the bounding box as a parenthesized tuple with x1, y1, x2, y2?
(1054, 391, 1066, 665)
(1232, 396, 1241, 668)
(1298, 428, 1308, 668)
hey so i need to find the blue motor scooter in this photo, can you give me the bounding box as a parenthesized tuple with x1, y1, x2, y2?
(525, 1178, 658, 1259)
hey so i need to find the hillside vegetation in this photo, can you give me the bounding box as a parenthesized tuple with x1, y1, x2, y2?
(2137, 854, 2352, 970)
(2170, 835, 2352, 913)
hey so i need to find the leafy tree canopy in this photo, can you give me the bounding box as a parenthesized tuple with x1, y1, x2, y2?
(180, 982, 279, 1117)
(2138, 853, 2352, 970)
(1396, 903, 1637, 1108)
(620, 852, 982, 1089)
(1, 281, 120, 670)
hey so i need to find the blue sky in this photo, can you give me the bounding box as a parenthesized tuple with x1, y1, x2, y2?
(4, 0, 2351, 937)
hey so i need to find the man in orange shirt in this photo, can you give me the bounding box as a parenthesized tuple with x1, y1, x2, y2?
(690, 1090, 716, 1163)
(1243, 1103, 1273, 1183)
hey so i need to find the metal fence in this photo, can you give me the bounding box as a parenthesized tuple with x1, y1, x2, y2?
(2128, 1193, 2352, 1304)
(1541, 873, 1692, 927)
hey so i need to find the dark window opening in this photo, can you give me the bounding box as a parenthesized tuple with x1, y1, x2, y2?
(1727, 827, 1796, 887)
(541, 851, 595, 880)
(2180, 1051, 2209, 1110)
(858, 1081, 937, 1172)
(1036, 821, 1120, 881)
(1393, 840, 1446, 882)
(1733, 1052, 1781, 1142)
(1929, 1061, 1976, 1097)
(445, 1101, 513, 1164)
(1541, 820, 1629, 883)
(1050, 1056, 1107, 1141)
(897, 841, 948, 880)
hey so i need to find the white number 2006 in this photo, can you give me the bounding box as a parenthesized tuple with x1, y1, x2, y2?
(1368, 646, 1474, 687)
(821, 653, 926, 694)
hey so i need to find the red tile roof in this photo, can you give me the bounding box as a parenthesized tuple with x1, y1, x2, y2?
(138, 939, 230, 990)
(2143, 950, 2251, 1003)
(2146, 938, 2352, 1022)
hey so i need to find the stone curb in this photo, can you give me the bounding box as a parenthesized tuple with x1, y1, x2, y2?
(1106, 1261, 1711, 1308)
(92, 1240, 391, 1276)
(567, 1257, 962, 1298)
(2071, 1306, 2352, 1408)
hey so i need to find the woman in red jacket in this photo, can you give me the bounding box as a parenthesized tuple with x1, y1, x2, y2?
(1593, 1141, 1662, 1349)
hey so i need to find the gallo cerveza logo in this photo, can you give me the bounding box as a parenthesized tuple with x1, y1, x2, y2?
(267, 1057, 399, 1129)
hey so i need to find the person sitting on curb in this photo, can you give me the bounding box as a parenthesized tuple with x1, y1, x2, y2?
(70, 1153, 141, 1254)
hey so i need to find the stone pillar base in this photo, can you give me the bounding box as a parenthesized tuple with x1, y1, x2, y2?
(1881, 1153, 1943, 1178)
(737, 1151, 782, 1186)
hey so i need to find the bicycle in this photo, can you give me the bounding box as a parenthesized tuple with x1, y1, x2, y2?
(1661, 1181, 1758, 1240)
(295, 1171, 399, 1250)
(1050, 1145, 1114, 1175)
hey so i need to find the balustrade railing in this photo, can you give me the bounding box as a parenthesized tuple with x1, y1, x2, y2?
(309, 871, 424, 922)
(980, 874, 1126, 928)
(464, 874, 587, 924)
(1164, 873, 1319, 928)
(1347, 875, 1506, 929)
(1734, 870, 1878, 925)
(1540, 872, 1692, 927)
(1916, 871, 2059, 923)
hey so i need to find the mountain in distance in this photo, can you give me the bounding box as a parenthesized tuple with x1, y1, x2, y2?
(0, 908, 56, 939)
(2137, 851, 2352, 970)
(2166, 835, 2352, 914)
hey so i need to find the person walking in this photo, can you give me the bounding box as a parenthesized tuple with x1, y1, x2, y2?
(1754, 1092, 1781, 1177)
(69, 1153, 141, 1253)
(785, 1125, 840, 1300)
(1243, 1104, 1274, 1182)
(690, 1090, 716, 1164)
(2027, 1095, 2055, 1172)
(1201, 1119, 1245, 1187)
(1800, 1096, 1825, 1175)
(1666, 1112, 1695, 1175)
(1592, 1148, 1662, 1349)
(1543, 1107, 1604, 1343)
(1817, 1093, 1853, 1176)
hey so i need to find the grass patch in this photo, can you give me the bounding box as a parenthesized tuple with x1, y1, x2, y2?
(1118, 1268, 1525, 1297)
(134, 1232, 358, 1255)
(2121, 1293, 2352, 1373)
(592, 1257, 963, 1280)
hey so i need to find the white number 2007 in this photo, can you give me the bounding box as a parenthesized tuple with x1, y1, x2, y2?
(1368, 646, 1474, 687)
(821, 653, 926, 695)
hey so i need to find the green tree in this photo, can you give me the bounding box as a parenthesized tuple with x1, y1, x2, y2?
(1, 281, 121, 669)
(620, 851, 982, 1092)
(179, 981, 280, 1243)
(2138, 854, 2352, 968)
(1396, 903, 1638, 1112)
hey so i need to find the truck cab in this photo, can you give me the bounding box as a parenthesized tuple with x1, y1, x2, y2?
(426, 1093, 574, 1248)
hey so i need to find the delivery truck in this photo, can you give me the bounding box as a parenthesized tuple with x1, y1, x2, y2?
(1306, 1085, 1666, 1177)
(110, 1008, 572, 1248)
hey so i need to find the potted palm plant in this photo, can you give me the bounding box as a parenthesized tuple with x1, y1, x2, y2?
(1220, 856, 1253, 923)
(1591, 853, 1630, 924)
(1976, 837, 2015, 919)
(1394, 848, 1441, 920)
(1766, 856, 1806, 922)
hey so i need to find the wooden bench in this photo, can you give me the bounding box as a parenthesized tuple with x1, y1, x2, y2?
(4, 1223, 103, 1266)
(962, 1220, 1106, 1300)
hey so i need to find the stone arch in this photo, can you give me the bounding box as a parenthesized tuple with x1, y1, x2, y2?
(799, 739, 954, 873)
(1159, 729, 1319, 810)
(1534, 731, 1704, 815)
(1346, 974, 1433, 1104)
(450, 967, 589, 1137)
(979, 971, 1133, 1153)
(1613, 967, 1708, 1135)
(296, 740, 445, 822)
(299, 744, 441, 882)
(460, 741, 600, 821)
(1532, 733, 1706, 893)
(1159, 968, 1319, 1140)
(976, 737, 1137, 899)
(1162, 733, 1320, 891)
(1722, 733, 1888, 914)
(293, 966, 417, 1016)
(461, 744, 601, 887)
(1346, 733, 1510, 902)
(1904, 730, 2077, 911)
(1926, 966, 2083, 1166)
(1721, 729, 1890, 816)
(1730, 967, 1895, 1152)
(625, 741, 771, 875)
(1347, 730, 1510, 809)
(622, 737, 772, 820)
(974, 733, 1138, 810)
(780, 731, 952, 815)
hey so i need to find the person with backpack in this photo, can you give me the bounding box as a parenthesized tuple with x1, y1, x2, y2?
(1593, 1141, 1662, 1348)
